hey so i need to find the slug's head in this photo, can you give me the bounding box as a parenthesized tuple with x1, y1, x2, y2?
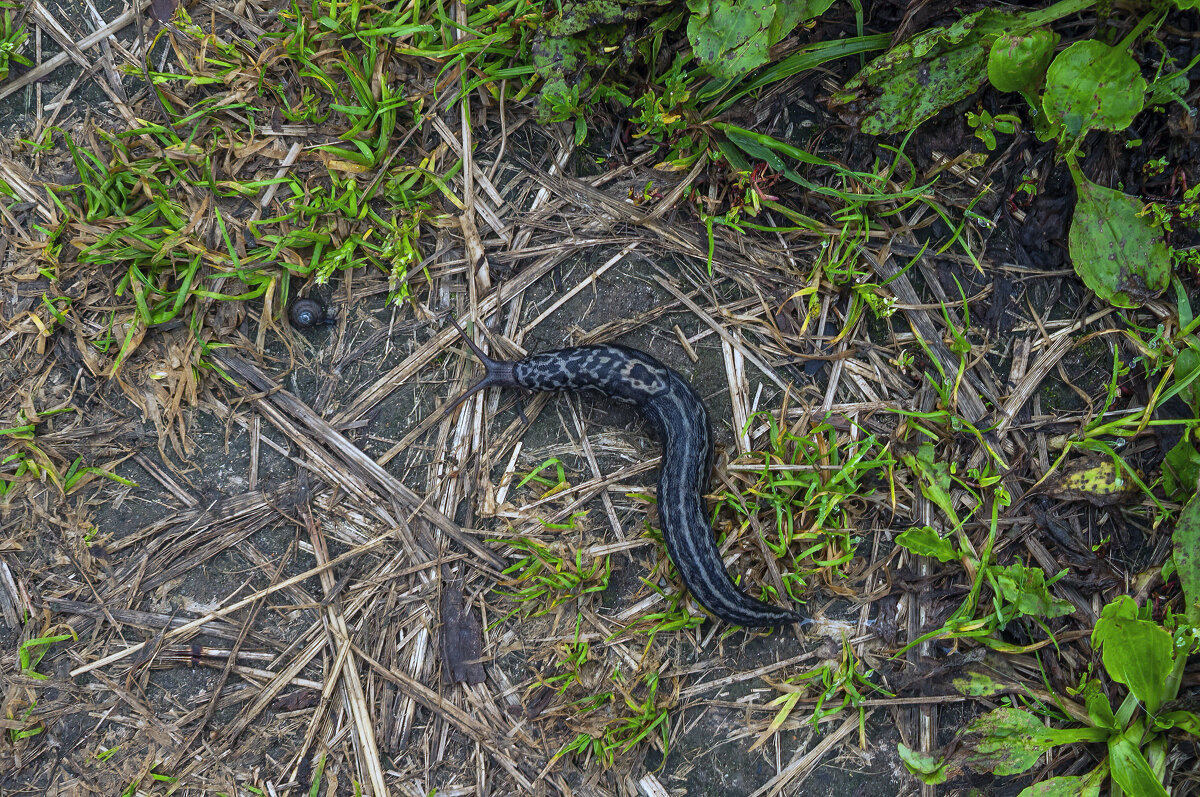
(289, 298, 334, 328)
(437, 316, 516, 419)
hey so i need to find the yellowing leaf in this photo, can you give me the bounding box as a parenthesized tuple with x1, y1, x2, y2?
(1045, 456, 1139, 505)
(326, 159, 371, 173)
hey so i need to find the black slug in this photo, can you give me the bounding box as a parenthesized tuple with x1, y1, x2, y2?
(445, 320, 804, 628)
(289, 298, 333, 328)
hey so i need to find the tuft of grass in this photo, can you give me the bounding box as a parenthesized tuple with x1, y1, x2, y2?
(550, 670, 673, 769)
(18, 630, 76, 679)
(489, 536, 611, 623)
(0, 0, 31, 82)
(753, 633, 893, 751)
(1, 408, 135, 505)
(717, 412, 896, 603)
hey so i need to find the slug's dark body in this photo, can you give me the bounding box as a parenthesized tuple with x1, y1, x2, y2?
(451, 329, 803, 628)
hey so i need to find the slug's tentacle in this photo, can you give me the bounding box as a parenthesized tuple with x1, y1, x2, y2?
(442, 318, 804, 628)
(436, 317, 517, 421)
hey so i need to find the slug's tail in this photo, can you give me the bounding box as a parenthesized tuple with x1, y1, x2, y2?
(436, 317, 517, 419)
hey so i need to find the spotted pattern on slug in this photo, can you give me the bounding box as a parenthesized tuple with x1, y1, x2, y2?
(513, 346, 670, 404)
(451, 333, 804, 628)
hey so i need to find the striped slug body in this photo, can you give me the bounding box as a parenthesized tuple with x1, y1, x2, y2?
(448, 323, 803, 628)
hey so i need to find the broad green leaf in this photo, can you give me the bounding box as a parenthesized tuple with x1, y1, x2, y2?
(896, 742, 949, 784)
(1174, 491, 1200, 624)
(1108, 734, 1169, 797)
(1018, 774, 1102, 797)
(1093, 601, 1174, 712)
(988, 28, 1058, 93)
(688, 0, 833, 81)
(1175, 347, 1200, 416)
(768, 0, 835, 47)
(896, 526, 960, 562)
(1043, 40, 1146, 137)
(830, 10, 1014, 135)
(991, 563, 1075, 620)
(901, 443, 960, 526)
(1077, 679, 1117, 730)
(1154, 710, 1200, 736)
(1164, 436, 1200, 502)
(1100, 594, 1140, 621)
(964, 708, 1101, 776)
(1067, 164, 1171, 308)
(686, 0, 776, 81)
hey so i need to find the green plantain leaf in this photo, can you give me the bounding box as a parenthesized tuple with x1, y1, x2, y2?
(1108, 734, 1169, 797)
(1067, 163, 1170, 309)
(1017, 773, 1102, 797)
(1093, 597, 1173, 712)
(897, 743, 949, 784)
(1164, 435, 1200, 503)
(896, 526, 960, 563)
(1043, 40, 1146, 138)
(686, 0, 835, 80)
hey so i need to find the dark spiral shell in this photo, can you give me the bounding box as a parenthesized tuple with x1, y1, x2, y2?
(289, 298, 329, 328)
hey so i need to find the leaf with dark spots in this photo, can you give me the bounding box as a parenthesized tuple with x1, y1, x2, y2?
(829, 9, 1016, 135)
(1043, 454, 1140, 506)
(1042, 40, 1146, 137)
(1067, 161, 1170, 308)
(545, 0, 637, 36)
(532, 0, 667, 123)
(960, 707, 1104, 776)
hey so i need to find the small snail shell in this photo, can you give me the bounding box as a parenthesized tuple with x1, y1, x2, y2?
(289, 298, 331, 328)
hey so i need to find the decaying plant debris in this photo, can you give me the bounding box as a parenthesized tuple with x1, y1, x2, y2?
(2, 1, 1199, 796)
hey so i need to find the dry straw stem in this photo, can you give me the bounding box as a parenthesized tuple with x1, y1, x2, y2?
(68, 535, 392, 678)
(212, 349, 503, 570)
